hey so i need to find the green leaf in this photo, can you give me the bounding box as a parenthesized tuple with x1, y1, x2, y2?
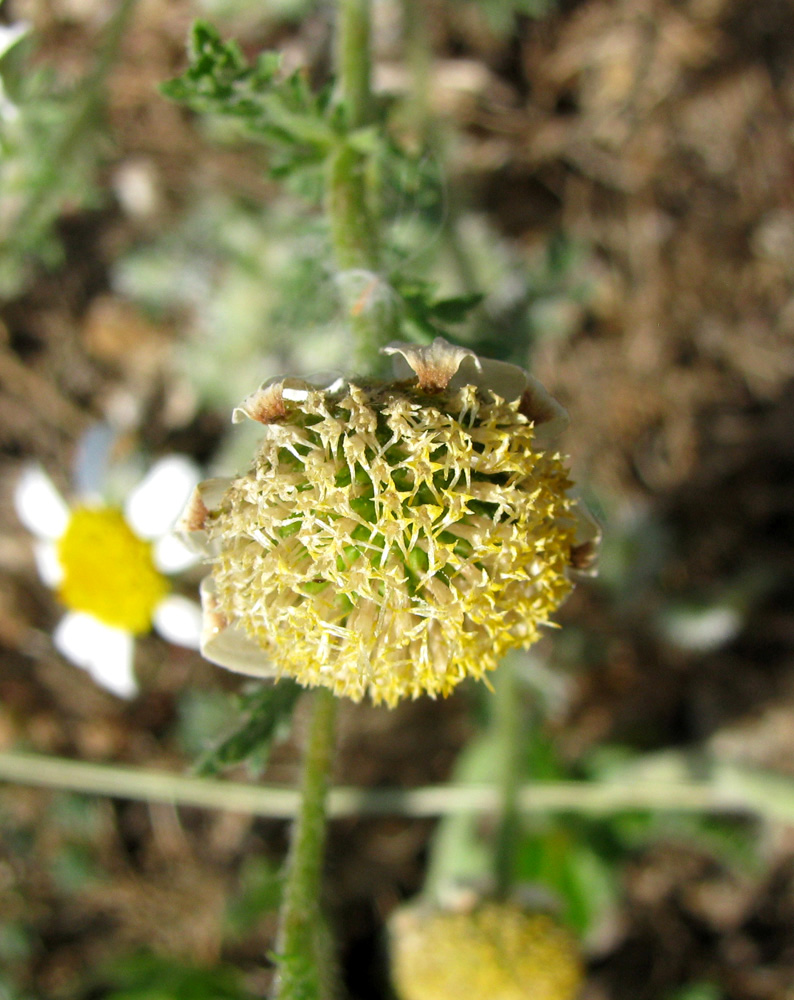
(346, 125, 381, 155)
(102, 952, 251, 1000)
(515, 822, 620, 937)
(225, 856, 283, 940)
(195, 680, 302, 777)
(665, 984, 725, 1000)
(467, 0, 558, 34)
(161, 20, 335, 179)
(0, 22, 115, 294)
(427, 292, 485, 323)
(392, 277, 483, 340)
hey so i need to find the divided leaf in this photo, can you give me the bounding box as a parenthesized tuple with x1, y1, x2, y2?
(162, 21, 334, 177)
(195, 680, 302, 777)
(393, 276, 484, 340)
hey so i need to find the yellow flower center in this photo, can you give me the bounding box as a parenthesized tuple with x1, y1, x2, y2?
(56, 506, 168, 634)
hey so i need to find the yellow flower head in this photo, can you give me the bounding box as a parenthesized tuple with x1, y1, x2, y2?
(56, 506, 169, 635)
(180, 338, 598, 707)
(389, 900, 584, 1000)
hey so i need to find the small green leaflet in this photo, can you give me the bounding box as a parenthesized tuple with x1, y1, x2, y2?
(195, 680, 302, 777)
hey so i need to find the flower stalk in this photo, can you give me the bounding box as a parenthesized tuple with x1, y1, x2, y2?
(335, 0, 372, 130)
(327, 0, 397, 373)
(273, 686, 339, 1000)
(399, 0, 480, 299)
(272, 3, 394, 985)
(491, 658, 523, 898)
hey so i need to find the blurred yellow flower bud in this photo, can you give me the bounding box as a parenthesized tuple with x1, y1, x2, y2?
(389, 900, 584, 1000)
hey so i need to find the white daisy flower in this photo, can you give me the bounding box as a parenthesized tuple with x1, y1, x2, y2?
(15, 455, 203, 699)
(0, 23, 27, 59)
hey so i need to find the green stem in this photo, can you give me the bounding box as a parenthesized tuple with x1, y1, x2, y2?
(421, 735, 499, 903)
(336, 0, 372, 130)
(399, 0, 481, 299)
(273, 687, 339, 1000)
(5, 749, 794, 822)
(327, 143, 380, 276)
(491, 661, 523, 898)
(401, 0, 431, 140)
(327, 0, 396, 374)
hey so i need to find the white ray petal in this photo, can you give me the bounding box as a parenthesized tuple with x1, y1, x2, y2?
(34, 541, 63, 588)
(73, 422, 115, 499)
(454, 356, 528, 401)
(152, 594, 202, 649)
(382, 338, 533, 401)
(15, 466, 70, 540)
(125, 455, 201, 540)
(153, 533, 199, 574)
(200, 578, 276, 676)
(202, 617, 276, 677)
(53, 613, 137, 698)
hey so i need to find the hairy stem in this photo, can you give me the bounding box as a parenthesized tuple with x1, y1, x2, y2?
(336, 0, 372, 129)
(327, 0, 396, 373)
(400, 0, 481, 298)
(492, 659, 523, 898)
(273, 2, 384, 989)
(273, 687, 339, 1000)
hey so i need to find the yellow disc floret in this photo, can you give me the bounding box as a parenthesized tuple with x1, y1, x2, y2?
(389, 901, 584, 1000)
(208, 379, 579, 706)
(57, 507, 168, 634)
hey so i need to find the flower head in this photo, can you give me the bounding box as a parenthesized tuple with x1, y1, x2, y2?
(389, 900, 583, 1000)
(181, 338, 598, 707)
(16, 453, 203, 698)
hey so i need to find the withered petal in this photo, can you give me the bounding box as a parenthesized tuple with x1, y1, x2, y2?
(569, 502, 602, 577)
(232, 377, 312, 425)
(519, 375, 569, 445)
(175, 477, 232, 556)
(199, 578, 276, 676)
(383, 338, 481, 393)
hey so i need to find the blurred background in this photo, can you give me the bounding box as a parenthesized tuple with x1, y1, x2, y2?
(1, 0, 794, 998)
